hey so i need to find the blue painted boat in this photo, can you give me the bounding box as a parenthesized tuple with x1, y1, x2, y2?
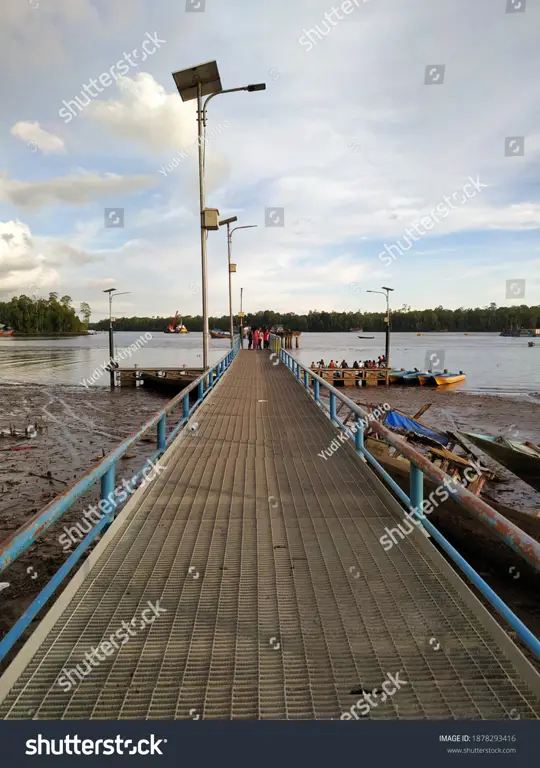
(401, 371, 426, 384)
(418, 371, 444, 386)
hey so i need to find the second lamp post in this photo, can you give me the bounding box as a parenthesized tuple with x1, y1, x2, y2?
(219, 217, 257, 348)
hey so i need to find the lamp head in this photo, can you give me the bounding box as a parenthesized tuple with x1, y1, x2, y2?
(246, 83, 266, 92)
(219, 216, 238, 226)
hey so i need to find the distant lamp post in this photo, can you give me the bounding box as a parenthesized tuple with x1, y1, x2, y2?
(219, 217, 258, 348)
(367, 286, 394, 375)
(103, 288, 131, 389)
(172, 60, 265, 369)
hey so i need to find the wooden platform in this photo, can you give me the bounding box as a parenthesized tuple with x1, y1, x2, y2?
(115, 367, 203, 388)
(314, 367, 390, 386)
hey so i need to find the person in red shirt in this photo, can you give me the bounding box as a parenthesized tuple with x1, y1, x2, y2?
(263, 329, 270, 349)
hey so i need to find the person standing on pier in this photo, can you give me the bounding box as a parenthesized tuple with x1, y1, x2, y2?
(248, 329, 253, 350)
(253, 328, 260, 349)
(257, 329, 263, 350)
(263, 328, 270, 349)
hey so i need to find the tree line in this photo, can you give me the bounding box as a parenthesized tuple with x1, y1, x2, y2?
(0, 294, 90, 334)
(88, 303, 539, 333)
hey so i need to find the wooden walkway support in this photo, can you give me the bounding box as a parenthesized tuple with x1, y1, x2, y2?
(1, 352, 539, 719)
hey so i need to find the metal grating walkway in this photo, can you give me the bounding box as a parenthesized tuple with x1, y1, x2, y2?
(1, 350, 539, 720)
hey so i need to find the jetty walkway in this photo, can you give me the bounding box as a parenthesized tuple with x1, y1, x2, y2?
(0, 349, 539, 719)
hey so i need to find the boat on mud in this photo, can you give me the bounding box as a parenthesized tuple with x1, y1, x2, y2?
(0, 325, 15, 337)
(459, 432, 540, 493)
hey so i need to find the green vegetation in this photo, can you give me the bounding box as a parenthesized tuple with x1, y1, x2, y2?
(89, 303, 539, 333)
(0, 294, 87, 334)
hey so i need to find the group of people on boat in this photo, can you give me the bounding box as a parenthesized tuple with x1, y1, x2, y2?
(247, 328, 270, 350)
(311, 355, 387, 370)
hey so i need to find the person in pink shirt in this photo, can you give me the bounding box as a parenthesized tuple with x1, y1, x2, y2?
(253, 328, 259, 349)
(263, 329, 270, 349)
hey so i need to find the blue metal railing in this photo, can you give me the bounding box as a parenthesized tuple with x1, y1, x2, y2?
(269, 335, 540, 659)
(0, 335, 241, 662)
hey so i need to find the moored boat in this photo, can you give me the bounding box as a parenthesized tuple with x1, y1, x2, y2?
(210, 328, 231, 339)
(433, 373, 466, 386)
(459, 432, 540, 493)
(402, 371, 426, 385)
(164, 311, 189, 334)
(0, 325, 15, 337)
(417, 372, 443, 386)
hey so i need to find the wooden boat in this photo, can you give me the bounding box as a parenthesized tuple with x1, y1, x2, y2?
(433, 373, 466, 385)
(417, 333, 423, 336)
(0, 325, 15, 337)
(459, 432, 540, 493)
(141, 372, 195, 394)
(528, 341, 535, 348)
(417, 372, 443, 386)
(358, 335, 375, 339)
(164, 311, 189, 334)
(388, 369, 409, 384)
(210, 328, 231, 339)
(402, 371, 426, 384)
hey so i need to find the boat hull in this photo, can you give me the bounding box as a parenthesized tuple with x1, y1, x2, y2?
(460, 432, 540, 493)
(434, 374, 466, 385)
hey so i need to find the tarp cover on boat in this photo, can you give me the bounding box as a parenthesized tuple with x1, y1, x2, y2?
(383, 410, 449, 446)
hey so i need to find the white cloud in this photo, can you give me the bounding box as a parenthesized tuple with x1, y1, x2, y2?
(0, 220, 60, 296)
(85, 73, 197, 152)
(0, 170, 157, 210)
(10, 121, 66, 155)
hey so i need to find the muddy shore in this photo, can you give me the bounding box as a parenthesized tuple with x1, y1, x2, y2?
(1, 382, 539, 674)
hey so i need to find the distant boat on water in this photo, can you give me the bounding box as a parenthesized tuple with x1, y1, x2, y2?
(358, 335, 374, 339)
(164, 311, 189, 334)
(210, 328, 231, 339)
(0, 325, 14, 337)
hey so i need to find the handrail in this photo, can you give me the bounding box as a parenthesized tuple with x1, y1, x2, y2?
(0, 335, 241, 661)
(270, 335, 540, 660)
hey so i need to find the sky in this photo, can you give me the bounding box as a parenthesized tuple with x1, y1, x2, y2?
(0, 0, 539, 322)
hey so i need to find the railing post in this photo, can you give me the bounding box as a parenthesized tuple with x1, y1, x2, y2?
(410, 465, 424, 516)
(101, 465, 116, 523)
(183, 394, 190, 421)
(157, 415, 166, 451)
(210, 369, 215, 388)
(296, 363, 301, 381)
(303, 370, 309, 389)
(314, 379, 320, 402)
(330, 393, 336, 422)
(355, 417, 364, 451)
(198, 380, 204, 401)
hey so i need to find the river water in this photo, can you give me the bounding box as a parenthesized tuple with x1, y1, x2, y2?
(0, 331, 538, 398)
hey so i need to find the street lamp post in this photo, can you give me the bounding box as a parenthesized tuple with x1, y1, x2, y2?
(103, 288, 131, 389)
(240, 287, 244, 347)
(219, 217, 258, 348)
(367, 286, 394, 377)
(172, 61, 265, 370)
